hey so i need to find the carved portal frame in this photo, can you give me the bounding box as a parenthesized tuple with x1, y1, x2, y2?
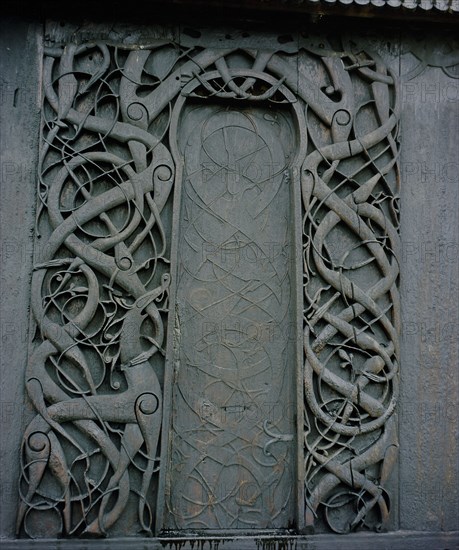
(17, 33, 401, 538)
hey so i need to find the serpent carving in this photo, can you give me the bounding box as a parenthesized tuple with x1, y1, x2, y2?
(17, 33, 400, 537)
(301, 41, 401, 533)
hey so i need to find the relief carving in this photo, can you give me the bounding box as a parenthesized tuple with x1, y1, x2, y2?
(300, 42, 401, 533)
(17, 30, 400, 537)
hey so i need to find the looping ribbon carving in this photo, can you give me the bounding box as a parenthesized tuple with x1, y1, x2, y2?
(17, 41, 175, 538)
(301, 46, 401, 533)
(16, 35, 401, 537)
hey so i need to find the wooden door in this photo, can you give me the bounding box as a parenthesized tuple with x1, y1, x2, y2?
(6, 24, 408, 539)
(165, 103, 299, 529)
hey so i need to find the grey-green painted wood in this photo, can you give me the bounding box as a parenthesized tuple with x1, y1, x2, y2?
(398, 50, 459, 532)
(0, 17, 42, 539)
(0, 15, 457, 545)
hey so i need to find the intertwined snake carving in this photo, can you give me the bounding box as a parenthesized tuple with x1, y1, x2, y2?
(17, 34, 400, 537)
(301, 41, 400, 533)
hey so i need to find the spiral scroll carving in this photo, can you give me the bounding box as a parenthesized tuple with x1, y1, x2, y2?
(17, 33, 400, 537)
(16, 42, 175, 537)
(301, 44, 401, 533)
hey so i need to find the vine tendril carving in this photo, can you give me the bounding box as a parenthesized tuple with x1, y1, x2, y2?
(17, 42, 175, 538)
(17, 32, 400, 537)
(301, 45, 400, 533)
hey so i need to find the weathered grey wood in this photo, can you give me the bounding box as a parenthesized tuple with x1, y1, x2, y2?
(0, 531, 458, 549)
(0, 14, 457, 546)
(44, 20, 178, 46)
(0, 17, 42, 539)
(5, 25, 402, 539)
(399, 41, 459, 532)
(166, 103, 298, 529)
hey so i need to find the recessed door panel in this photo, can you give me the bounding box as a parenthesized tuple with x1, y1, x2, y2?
(166, 104, 297, 530)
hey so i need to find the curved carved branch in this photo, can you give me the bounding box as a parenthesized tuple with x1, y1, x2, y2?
(17, 35, 400, 538)
(301, 44, 400, 533)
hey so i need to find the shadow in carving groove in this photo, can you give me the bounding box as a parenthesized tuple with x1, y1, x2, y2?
(167, 103, 298, 530)
(16, 34, 401, 538)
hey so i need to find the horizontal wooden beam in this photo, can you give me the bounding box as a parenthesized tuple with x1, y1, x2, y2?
(2, 0, 459, 25)
(1, 531, 459, 550)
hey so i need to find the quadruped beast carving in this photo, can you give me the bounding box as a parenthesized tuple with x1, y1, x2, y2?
(17, 29, 400, 538)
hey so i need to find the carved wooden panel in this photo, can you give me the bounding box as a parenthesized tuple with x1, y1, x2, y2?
(16, 30, 400, 538)
(166, 104, 298, 529)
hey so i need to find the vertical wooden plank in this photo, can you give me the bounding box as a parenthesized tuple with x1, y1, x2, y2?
(369, 32, 403, 534)
(166, 102, 298, 530)
(0, 17, 42, 537)
(292, 154, 306, 534)
(399, 38, 459, 532)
